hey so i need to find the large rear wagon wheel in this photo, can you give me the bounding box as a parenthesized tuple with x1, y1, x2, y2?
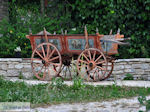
(101, 57, 114, 80)
(77, 48, 108, 81)
(31, 43, 62, 80)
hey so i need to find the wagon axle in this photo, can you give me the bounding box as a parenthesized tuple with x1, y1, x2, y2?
(42, 59, 50, 66)
(63, 59, 71, 66)
(89, 61, 96, 69)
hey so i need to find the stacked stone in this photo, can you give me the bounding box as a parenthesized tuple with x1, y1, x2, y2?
(112, 58, 150, 80)
(0, 58, 33, 79)
(0, 58, 150, 80)
(0, 0, 8, 21)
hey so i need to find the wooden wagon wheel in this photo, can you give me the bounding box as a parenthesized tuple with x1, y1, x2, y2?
(77, 48, 108, 81)
(54, 59, 77, 80)
(31, 43, 62, 80)
(100, 57, 114, 80)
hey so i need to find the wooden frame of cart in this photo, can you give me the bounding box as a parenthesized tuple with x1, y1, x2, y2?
(26, 27, 128, 81)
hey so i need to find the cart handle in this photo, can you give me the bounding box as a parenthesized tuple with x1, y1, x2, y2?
(84, 26, 89, 49)
(44, 28, 48, 43)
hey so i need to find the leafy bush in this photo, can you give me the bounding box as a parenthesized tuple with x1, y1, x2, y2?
(0, 0, 149, 58)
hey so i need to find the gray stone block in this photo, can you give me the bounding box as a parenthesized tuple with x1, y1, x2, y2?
(23, 64, 31, 69)
(15, 64, 23, 69)
(124, 65, 131, 69)
(141, 64, 150, 70)
(0, 58, 22, 62)
(135, 69, 145, 75)
(114, 65, 124, 70)
(124, 68, 135, 73)
(7, 70, 20, 76)
(0, 70, 7, 76)
(112, 70, 124, 74)
(1, 64, 8, 70)
(22, 72, 33, 79)
(22, 68, 32, 72)
(22, 58, 31, 63)
(8, 64, 15, 69)
(132, 64, 142, 69)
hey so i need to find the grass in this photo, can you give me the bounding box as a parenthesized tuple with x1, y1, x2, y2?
(0, 76, 150, 107)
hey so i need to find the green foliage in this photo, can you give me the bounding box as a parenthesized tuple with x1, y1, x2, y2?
(124, 73, 134, 80)
(18, 72, 23, 79)
(1, 77, 150, 105)
(72, 76, 85, 90)
(50, 77, 64, 90)
(0, 0, 149, 58)
(138, 95, 150, 112)
(69, 0, 150, 58)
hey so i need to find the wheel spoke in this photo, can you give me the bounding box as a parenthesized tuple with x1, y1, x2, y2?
(93, 51, 96, 61)
(78, 59, 88, 64)
(96, 69, 103, 80)
(47, 45, 50, 57)
(49, 56, 59, 62)
(48, 48, 55, 59)
(43, 66, 46, 79)
(41, 45, 46, 58)
(96, 60, 105, 65)
(68, 66, 72, 79)
(47, 66, 53, 80)
(61, 65, 66, 78)
(33, 63, 42, 68)
(82, 53, 90, 62)
(95, 55, 102, 63)
(88, 50, 92, 60)
(35, 65, 44, 76)
(35, 50, 44, 60)
(97, 66, 107, 71)
(50, 63, 61, 67)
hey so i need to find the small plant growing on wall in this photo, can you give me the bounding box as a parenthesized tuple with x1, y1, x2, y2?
(123, 73, 134, 80)
(138, 95, 150, 112)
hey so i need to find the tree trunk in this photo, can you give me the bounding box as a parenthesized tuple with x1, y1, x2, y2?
(41, 0, 44, 15)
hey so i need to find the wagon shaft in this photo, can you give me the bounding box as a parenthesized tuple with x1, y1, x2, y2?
(100, 35, 130, 45)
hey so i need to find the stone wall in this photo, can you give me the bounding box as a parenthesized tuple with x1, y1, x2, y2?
(0, 0, 8, 21)
(0, 58, 33, 79)
(0, 58, 150, 80)
(112, 58, 150, 80)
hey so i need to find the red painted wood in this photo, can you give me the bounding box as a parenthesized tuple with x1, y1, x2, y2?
(26, 34, 123, 56)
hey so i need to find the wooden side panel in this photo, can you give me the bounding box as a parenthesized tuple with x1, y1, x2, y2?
(26, 34, 123, 56)
(64, 36, 97, 55)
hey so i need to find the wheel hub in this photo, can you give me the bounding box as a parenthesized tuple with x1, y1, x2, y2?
(42, 60, 46, 64)
(42, 58, 49, 66)
(88, 61, 96, 69)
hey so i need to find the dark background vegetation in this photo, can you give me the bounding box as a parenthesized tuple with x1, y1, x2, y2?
(0, 0, 149, 58)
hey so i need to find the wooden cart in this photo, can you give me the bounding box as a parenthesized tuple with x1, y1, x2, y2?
(26, 27, 128, 81)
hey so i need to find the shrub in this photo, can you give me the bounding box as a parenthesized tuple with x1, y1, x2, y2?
(124, 73, 134, 80)
(0, 0, 149, 58)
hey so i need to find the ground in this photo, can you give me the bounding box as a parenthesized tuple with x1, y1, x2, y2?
(4, 77, 150, 112)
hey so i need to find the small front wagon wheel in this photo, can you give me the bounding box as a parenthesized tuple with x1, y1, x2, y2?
(31, 43, 62, 80)
(77, 48, 108, 81)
